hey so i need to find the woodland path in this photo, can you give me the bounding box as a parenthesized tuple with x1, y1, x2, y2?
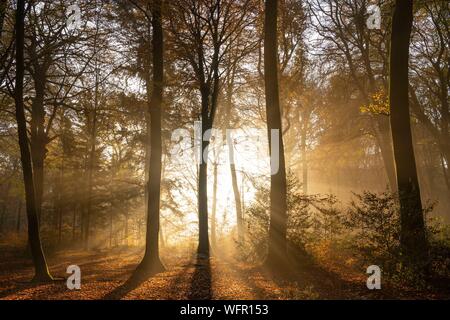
(0, 247, 444, 300)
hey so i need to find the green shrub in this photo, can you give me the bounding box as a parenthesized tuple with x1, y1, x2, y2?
(243, 174, 340, 261)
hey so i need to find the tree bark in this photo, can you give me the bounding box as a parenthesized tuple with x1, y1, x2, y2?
(197, 124, 210, 255)
(84, 74, 98, 250)
(301, 109, 310, 194)
(14, 0, 52, 281)
(16, 200, 22, 234)
(0, 0, 6, 37)
(56, 155, 65, 245)
(224, 75, 244, 242)
(30, 75, 47, 225)
(136, 0, 164, 275)
(72, 204, 77, 242)
(227, 136, 243, 241)
(0, 181, 10, 233)
(376, 119, 398, 191)
(389, 0, 428, 269)
(264, 0, 288, 266)
(210, 162, 218, 248)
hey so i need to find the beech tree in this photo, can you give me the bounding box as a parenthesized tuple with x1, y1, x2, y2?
(389, 0, 428, 269)
(135, 0, 165, 276)
(14, 0, 53, 282)
(264, 0, 288, 266)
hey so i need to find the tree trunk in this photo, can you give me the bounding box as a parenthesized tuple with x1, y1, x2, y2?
(159, 223, 165, 249)
(14, 0, 52, 281)
(16, 200, 22, 233)
(124, 210, 129, 247)
(0, 181, 10, 233)
(440, 154, 450, 192)
(84, 79, 98, 250)
(30, 72, 47, 226)
(264, 0, 288, 266)
(210, 163, 218, 248)
(225, 83, 244, 242)
(109, 209, 113, 248)
(376, 118, 398, 191)
(227, 137, 243, 241)
(57, 155, 64, 245)
(389, 0, 428, 270)
(197, 127, 210, 255)
(72, 204, 77, 242)
(0, 0, 6, 37)
(0, 205, 5, 233)
(301, 110, 309, 194)
(136, 0, 164, 275)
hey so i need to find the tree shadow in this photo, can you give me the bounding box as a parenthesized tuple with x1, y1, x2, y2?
(188, 255, 212, 300)
(102, 265, 163, 300)
(264, 250, 370, 299)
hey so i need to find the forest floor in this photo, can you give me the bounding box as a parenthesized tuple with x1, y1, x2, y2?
(0, 243, 449, 300)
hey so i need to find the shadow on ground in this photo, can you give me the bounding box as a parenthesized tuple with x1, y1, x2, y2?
(188, 255, 212, 300)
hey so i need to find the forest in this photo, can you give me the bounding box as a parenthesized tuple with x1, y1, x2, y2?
(0, 0, 449, 301)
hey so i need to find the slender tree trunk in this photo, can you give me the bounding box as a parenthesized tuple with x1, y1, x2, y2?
(14, 0, 52, 281)
(84, 79, 98, 250)
(0, 181, 10, 233)
(108, 208, 113, 248)
(224, 85, 244, 242)
(0, 205, 5, 233)
(389, 0, 428, 270)
(198, 119, 210, 255)
(301, 110, 309, 194)
(159, 223, 165, 249)
(57, 155, 64, 245)
(264, 0, 288, 266)
(376, 118, 398, 191)
(440, 154, 450, 191)
(197, 88, 212, 255)
(0, 0, 6, 38)
(72, 204, 77, 242)
(30, 75, 47, 226)
(210, 162, 218, 248)
(16, 200, 22, 233)
(124, 211, 129, 247)
(136, 0, 164, 275)
(227, 138, 243, 241)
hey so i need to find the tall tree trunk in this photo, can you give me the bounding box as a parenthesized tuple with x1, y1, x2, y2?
(159, 222, 165, 249)
(440, 154, 450, 192)
(136, 0, 164, 275)
(30, 70, 48, 226)
(14, 0, 52, 281)
(389, 0, 428, 270)
(84, 84, 98, 250)
(72, 204, 77, 241)
(0, 205, 5, 233)
(83, 51, 101, 249)
(109, 209, 113, 248)
(224, 77, 244, 242)
(301, 110, 310, 194)
(0, 0, 6, 37)
(0, 181, 10, 233)
(264, 0, 288, 266)
(197, 86, 212, 256)
(56, 155, 64, 245)
(376, 118, 398, 191)
(16, 200, 22, 233)
(124, 211, 129, 247)
(227, 137, 243, 241)
(210, 162, 218, 248)
(198, 113, 210, 255)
